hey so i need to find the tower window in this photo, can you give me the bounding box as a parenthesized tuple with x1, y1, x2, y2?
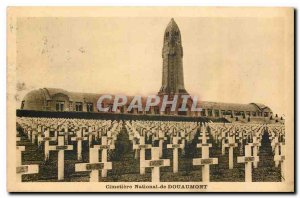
(165, 32, 169, 37)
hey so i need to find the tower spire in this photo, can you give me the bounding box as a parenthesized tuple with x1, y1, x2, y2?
(158, 18, 187, 95)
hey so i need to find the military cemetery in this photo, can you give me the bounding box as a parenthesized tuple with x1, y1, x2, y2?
(16, 117, 285, 182)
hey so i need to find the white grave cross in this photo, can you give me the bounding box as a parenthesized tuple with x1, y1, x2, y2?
(271, 136, 280, 167)
(142, 147, 170, 182)
(250, 136, 261, 168)
(193, 142, 218, 182)
(154, 131, 167, 158)
(133, 136, 152, 175)
(71, 129, 88, 161)
(41, 129, 56, 161)
(49, 136, 73, 180)
(237, 144, 259, 182)
(167, 136, 184, 173)
(93, 136, 115, 177)
(224, 136, 238, 169)
(274, 143, 285, 181)
(16, 146, 39, 182)
(59, 127, 74, 145)
(85, 126, 97, 147)
(75, 147, 112, 182)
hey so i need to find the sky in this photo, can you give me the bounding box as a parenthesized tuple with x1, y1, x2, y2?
(16, 17, 286, 114)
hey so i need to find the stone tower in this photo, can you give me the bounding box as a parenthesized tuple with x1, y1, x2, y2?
(158, 18, 188, 95)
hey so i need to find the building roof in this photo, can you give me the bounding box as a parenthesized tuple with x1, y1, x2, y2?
(199, 101, 258, 112)
(23, 89, 48, 102)
(250, 103, 270, 111)
(22, 88, 272, 113)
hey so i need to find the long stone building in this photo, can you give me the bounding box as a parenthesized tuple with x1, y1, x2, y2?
(20, 19, 273, 119)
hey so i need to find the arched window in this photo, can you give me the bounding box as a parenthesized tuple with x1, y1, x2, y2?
(165, 32, 169, 37)
(208, 109, 213, 116)
(75, 102, 83, 111)
(56, 101, 65, 111)
(87, 103, 93, 112)
(214, 110, 220, 117)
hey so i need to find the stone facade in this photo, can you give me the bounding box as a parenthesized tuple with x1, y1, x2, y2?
(20, 88, 273, 119)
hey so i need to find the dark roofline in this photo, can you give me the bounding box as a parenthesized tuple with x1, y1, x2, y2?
(24, 87, 272, 112)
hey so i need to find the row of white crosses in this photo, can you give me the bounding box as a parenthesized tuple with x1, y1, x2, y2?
(17, 117, 122, 181)
(16, 130, 40, 182)
(19, 126, 74, 181)
(125, 120, 199, 182)
(17, 117, 117, 144)
(74, 120, 122, 181)
(18, 118, 123, 148)
(193, 124, 218, 182)
(126, 121, 168, 180)
(237, 126, 263, 182)
(17, 117, 285, 182)
(208, 122, 285, 182)
(127, 121, 188, 157)
(128, 121, 221, 182)
(210, 124, 245, 169)
(268, 125, 286, 180)
(167, 136, 184, 173)
(75, 135, 116, 181)
(19, 118, 192, 182)
(209, 123, 262, 153)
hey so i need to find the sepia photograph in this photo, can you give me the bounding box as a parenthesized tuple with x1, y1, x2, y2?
(6, 7, 294, 192)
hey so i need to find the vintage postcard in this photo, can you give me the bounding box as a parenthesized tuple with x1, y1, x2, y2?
(7, 7, 294, 192)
